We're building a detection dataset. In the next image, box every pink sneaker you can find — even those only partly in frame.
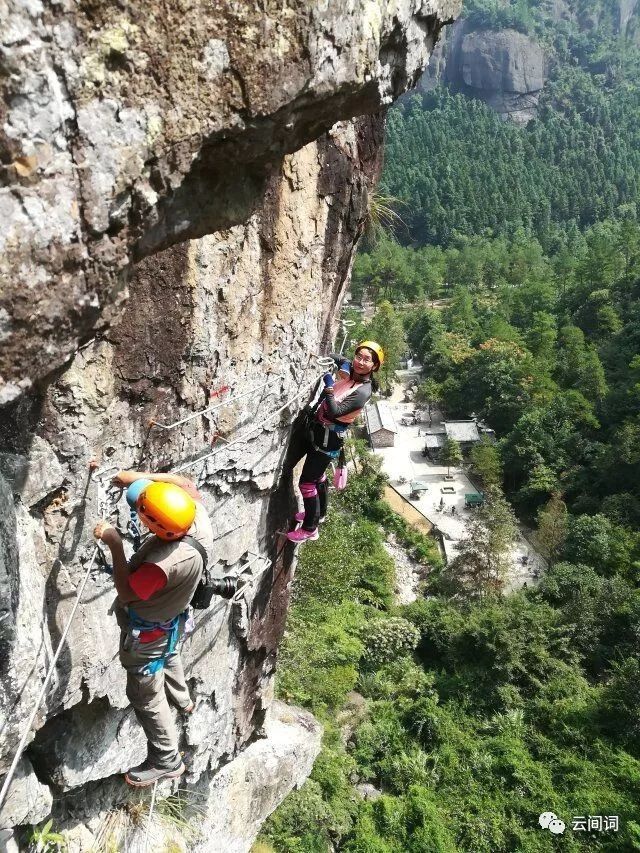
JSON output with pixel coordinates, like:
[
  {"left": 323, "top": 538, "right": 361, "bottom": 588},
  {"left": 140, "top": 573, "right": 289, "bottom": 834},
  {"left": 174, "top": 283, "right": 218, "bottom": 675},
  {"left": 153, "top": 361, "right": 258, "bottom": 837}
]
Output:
[
  {"left": 295, "top": 512, "right": 326, "bottom": 524},
  {"left": 286, "top": 527, "right": 319, "bottom": 543}
]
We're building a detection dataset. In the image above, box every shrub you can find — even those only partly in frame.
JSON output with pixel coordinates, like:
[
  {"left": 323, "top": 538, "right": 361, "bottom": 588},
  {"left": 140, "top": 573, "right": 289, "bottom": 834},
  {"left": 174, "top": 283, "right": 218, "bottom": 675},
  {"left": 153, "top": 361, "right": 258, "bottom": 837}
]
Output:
[{"left": 361, "top": 617, "right": 420, "bottom": 668}]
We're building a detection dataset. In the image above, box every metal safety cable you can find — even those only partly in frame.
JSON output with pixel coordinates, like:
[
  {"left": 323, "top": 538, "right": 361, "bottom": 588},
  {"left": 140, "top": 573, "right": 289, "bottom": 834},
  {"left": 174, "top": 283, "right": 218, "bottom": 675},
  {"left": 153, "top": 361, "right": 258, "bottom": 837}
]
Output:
[
  {"left": 0, "top": 548, "right": 99, "bottom": 812},
  {"left": 151, "top": 377, "right": 281, "bottom": 431},
  {"left": 172, "top": 369, "right": 331, "bottom": 474}
]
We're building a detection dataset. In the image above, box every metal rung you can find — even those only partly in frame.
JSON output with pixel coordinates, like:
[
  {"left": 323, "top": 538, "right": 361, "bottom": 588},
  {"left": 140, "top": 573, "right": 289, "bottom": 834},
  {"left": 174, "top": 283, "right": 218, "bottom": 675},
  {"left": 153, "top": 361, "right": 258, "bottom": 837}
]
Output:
[
  {"left": 240, "top": 552, "right": 270, "bottom": 573},
  {"left": 91, "top": 464, "right": 120, "bottom": 482},
  {"left": 339, "top": 319, "right": 357, "bottom": 355},
  {"left": 232, "top": 558, "right": 273, "bottom": 600}
]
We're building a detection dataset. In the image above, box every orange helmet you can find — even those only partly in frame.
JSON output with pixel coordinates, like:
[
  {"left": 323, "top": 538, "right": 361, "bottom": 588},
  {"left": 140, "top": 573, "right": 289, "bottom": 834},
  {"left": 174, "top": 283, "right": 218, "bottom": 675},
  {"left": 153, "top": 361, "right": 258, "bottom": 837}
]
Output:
[
  {"left": 355, "top": 340, "right": 384, "bottom": 371},
  {"left": 137, "top": 482, "right": 196, "bottom": 540}
]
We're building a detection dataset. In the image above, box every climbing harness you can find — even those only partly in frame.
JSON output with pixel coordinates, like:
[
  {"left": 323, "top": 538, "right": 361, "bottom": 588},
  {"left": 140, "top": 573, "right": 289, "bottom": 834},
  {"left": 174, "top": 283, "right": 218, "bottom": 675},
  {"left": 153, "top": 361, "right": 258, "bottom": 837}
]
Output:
[{"left": 126, "top": 607, "right": 182, "bottom": 676}]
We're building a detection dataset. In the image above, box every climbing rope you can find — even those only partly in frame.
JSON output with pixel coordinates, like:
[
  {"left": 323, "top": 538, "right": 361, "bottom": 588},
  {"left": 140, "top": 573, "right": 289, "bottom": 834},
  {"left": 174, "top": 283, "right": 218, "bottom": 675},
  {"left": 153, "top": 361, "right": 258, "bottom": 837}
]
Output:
[
  {"left": 0, "top": 469, "right": 122, "bottom": 813},
  {"left": 0, "top": 549, "right": 99, "bottom": 811}
]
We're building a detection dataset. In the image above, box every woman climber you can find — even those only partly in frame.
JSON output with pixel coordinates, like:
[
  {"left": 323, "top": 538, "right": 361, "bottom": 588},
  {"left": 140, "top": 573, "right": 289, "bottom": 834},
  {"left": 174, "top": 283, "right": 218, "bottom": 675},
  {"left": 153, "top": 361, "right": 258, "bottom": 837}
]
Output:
[{"left": 285, "top": 340, "right": 384, "bottom": 542}]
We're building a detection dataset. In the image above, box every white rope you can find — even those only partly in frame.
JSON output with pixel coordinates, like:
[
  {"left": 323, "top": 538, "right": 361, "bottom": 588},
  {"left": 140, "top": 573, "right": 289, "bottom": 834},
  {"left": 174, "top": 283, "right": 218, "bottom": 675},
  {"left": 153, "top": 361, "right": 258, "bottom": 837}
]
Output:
[
  {"left": 0, "top": 548, "right": 99, "bottom": 812},
  {"left": 144, "top": 780, "right": 158, "bottom": 851}
]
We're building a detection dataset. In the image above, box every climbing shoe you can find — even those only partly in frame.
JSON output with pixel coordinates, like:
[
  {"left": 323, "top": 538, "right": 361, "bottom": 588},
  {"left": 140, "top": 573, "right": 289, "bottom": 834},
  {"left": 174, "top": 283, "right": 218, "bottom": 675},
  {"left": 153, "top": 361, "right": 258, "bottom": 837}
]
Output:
[
  {"left": 286, "top": 527, "right": 319, "bottom": 543},
  {"left": 294, "top": 512, "right": 326, "bottom": 524},
  {"left": 124, "top": 757, "right": 185, "bottom": 787}
]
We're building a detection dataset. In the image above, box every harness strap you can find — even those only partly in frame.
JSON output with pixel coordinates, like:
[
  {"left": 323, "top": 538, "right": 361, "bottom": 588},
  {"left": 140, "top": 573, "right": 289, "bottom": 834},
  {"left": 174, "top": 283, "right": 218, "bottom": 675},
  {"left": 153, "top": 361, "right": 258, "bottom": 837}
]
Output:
[
  {"left": 127, "top": 536, "right": 208, "bottom": 676},
  {"left": 129, "top": 508, "right": 142, "bottom": 551},
  {"left": 127, "top": 608, "right": 182, "bottom": 676},
  {"left": 181, "top": 534, "right": 209, "bottom": 571}
]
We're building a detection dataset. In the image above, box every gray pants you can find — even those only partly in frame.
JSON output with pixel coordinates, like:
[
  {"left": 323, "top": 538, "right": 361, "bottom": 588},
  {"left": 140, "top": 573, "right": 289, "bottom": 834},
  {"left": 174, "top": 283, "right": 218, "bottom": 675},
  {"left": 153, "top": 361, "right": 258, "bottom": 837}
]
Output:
[{"left": 120, "top": 629, "right": 191, "bottom": 769}]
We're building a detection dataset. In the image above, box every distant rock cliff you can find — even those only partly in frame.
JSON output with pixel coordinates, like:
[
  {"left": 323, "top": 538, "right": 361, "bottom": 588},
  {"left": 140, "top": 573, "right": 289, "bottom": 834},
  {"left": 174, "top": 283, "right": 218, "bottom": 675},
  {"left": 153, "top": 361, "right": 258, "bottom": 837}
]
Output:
[
  {"left": 0, "top": 2, "right": 461, "bottom": 849},
  {"left": 419, "top": 0, "right": 638, "bottom": 123},
  {"left": 420, "top": 20, "right": 546, "bottom": 123}
]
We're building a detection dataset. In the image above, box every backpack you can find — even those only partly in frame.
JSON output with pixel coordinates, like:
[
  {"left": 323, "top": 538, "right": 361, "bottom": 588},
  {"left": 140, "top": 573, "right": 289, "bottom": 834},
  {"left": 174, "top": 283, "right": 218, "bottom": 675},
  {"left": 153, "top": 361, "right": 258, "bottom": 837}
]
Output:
[
  {"left": 183, "top": 535, "right": 236, "bottom": 609},
  {"left": 183, "top": 535, "right": 215, "bottom": 610}
]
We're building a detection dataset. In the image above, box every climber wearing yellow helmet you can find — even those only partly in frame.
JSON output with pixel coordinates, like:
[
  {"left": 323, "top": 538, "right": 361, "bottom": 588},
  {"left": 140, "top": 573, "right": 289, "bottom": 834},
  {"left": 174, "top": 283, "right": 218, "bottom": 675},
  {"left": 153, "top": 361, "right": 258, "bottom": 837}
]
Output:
[
  {"left": 94, "top": 470, "right": 214, "bottom": 787},
  {"left": 284, "top": 340, "right": 384, "bottom": 543}
]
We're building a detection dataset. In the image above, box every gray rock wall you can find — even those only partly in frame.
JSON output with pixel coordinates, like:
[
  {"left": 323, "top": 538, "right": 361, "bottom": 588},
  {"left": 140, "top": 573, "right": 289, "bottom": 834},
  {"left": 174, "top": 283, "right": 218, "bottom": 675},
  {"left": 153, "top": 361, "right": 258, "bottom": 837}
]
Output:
[
  {"left": 1, "top": 0, "right": 460, "bottom": 400},
  {"left": 0, "top": 115, "right": 381, "bottom": 842},
  {"left": 0, "top": 1, "right": 463, "bottom": 844}
]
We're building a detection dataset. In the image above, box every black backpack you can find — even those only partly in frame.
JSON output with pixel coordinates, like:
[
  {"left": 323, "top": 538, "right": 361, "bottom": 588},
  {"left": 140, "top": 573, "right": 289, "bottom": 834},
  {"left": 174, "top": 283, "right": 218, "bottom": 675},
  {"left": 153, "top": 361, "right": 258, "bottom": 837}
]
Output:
[{"left": 183, "top": 535, "right": 236, "bottom": 609}]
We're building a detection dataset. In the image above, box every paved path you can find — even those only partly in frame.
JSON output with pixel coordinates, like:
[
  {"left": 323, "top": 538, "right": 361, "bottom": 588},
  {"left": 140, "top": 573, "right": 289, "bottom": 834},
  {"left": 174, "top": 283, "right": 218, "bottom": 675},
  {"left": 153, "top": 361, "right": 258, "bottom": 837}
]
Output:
[{"left": 372, "top": 370, "right": 546, "bottom": 591}]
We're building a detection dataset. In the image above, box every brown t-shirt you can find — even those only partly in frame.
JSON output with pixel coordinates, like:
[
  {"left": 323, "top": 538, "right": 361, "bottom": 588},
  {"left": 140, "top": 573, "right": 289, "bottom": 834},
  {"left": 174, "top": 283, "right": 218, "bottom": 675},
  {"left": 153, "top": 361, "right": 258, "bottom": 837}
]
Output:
[{"left": 127, "top": 502, "right": 214, "bottom": 622}]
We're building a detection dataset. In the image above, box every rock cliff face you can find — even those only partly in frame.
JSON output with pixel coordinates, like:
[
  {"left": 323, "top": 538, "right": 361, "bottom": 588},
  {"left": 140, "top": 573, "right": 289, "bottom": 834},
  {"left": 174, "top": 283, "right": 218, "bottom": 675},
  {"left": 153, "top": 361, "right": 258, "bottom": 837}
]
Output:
[
  {"left": 420, "top": 0, "right": 639, "bottom": 122},
  {"left": 420, "top": 20, "right": 546, "bottom": 123},
  {"left": 1, "top": 0, "right": 460, "bottom": 402},
  {"left": 0, "top": 2, "right": 461, "bottom": 847}
]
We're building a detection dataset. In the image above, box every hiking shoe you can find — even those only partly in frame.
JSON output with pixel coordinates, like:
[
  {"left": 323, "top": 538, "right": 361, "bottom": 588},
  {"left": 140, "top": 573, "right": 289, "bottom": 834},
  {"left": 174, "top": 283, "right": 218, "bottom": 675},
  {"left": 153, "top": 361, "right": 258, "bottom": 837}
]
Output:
[
  {"left": 294, "top": 512, "right": 326, "bottom": 524},
  {"left": 125, "top": 757, "right": 185, "bottom": 787},
  {"left": 286, "top": 527, "right": 319, "bottom": 543}
]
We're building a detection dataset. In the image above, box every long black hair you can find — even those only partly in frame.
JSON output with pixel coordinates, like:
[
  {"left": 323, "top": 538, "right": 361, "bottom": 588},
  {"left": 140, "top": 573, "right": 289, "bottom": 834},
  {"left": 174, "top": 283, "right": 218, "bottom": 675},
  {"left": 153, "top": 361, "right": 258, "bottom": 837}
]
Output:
[{"left": 350, "top": 366, "right": 379, "bottom": 393}]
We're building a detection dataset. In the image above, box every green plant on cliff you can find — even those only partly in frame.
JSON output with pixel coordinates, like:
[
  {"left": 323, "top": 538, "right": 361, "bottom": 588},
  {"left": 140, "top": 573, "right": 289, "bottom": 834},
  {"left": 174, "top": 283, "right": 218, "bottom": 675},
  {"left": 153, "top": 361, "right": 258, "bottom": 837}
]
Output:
[
  {"left": 28, "top": 820, "right": 66, "bottom": 853},
  {"left": 363, "top": 191, "right": 407, "bottom": 247}
]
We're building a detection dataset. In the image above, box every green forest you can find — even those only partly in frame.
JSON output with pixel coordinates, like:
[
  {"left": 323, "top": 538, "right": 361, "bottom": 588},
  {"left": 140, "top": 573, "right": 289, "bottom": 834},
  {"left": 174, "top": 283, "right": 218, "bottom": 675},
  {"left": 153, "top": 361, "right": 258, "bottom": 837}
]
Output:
[
  {"left": 382, "top": 0, "right": 640, "bottom": 251},
  {"left": 259, "top": 1, "right": 640, "bottom": 850}
]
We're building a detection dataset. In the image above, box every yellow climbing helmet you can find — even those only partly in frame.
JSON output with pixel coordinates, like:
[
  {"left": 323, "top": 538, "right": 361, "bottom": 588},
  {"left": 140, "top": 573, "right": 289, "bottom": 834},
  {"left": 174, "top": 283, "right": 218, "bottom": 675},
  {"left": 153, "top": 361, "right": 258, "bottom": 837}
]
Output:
[
  {"left": 137, "top": 482, "right": 196, "bottom": 541},
  {"left": 355, "top": 340, "right": 384, "bottom": 371}
]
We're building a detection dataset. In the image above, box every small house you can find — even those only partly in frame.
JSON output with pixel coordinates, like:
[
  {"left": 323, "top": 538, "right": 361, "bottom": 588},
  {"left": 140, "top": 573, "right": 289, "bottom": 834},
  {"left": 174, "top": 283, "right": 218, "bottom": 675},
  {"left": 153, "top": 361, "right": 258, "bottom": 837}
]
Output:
[
  {"left": 364, "top": 401, "right": 398, "bottom": 448},
  {"left": 443, "top": 420, "right": 481, "bottom": 454},
  {"left": 422, "top": 432, "right": 445, "bottom": 460}
]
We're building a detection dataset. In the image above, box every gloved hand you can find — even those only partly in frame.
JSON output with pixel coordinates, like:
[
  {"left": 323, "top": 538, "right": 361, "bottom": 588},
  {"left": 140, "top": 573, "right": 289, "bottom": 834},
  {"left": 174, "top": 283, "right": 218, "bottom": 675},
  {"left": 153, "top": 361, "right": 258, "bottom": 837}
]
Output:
[{"left": 323, "top": 373, "right": 335, "bottom": 388}]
